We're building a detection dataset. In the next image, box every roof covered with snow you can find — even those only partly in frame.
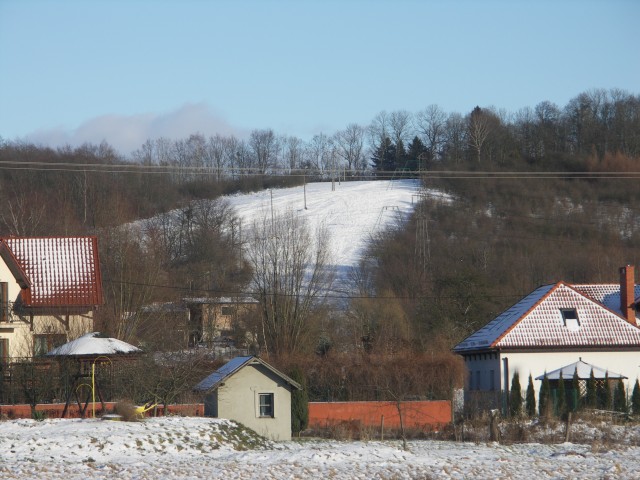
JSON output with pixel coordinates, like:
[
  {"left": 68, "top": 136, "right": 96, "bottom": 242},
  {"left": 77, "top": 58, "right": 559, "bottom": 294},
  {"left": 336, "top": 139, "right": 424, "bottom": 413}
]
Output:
[
  {"left": 0, "top": 236, "right": 103, "bottom": 308},
  {"left": 46, "top": 332, "right": 142, "bottom": 356},
  {"left": 535, "top": 359, "right": 627, "bottom": 380},
  {"left": 194, "top": 355, "right": 301, "bottom": 392},
  {"left": 454, "top": 282, "right": 640, "bottom": 353}
]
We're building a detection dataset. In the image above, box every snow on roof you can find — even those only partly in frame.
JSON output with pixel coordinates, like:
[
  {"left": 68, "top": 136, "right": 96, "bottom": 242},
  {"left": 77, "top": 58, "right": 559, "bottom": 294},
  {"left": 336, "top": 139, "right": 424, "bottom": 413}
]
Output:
[
  {"left": 572, "top": 284, "right": 640, "bottom": 317},
  {"left": 0, "top": 236, "right": 103, "bottom": 308},
  {"left": 535, "top": 359, "right": 626, "bottom": 380},
  {"left": 194, "top": 356, "right": 301, "bottom": 392},
  {"left": 194, "top": 355, "right": 254, "bottom": 391},
  {"left": 46, "top": 332, "right": 142, "bottom": 356},
  {"left": 454, "top": 282, "right": 640, "bottom": 353},
  {"left": 454, "top": 284, "right": 555, "bottom": 352}
]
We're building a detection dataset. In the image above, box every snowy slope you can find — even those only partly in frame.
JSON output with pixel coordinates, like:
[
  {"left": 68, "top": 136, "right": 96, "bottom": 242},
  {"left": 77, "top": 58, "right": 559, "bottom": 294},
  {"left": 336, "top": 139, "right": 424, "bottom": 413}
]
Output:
[
  {"left": 1, "top": 417, "right": 639, "bottom": 479},
  {"left": 225, "top": 179, "right": 448, "bottom": 291}
]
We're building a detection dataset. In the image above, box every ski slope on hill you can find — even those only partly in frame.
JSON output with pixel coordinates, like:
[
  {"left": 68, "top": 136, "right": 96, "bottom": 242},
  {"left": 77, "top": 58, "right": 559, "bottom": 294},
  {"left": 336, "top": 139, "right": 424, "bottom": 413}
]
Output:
[{"left": 224, "top": 179, "right": 446, "bottom": 291}]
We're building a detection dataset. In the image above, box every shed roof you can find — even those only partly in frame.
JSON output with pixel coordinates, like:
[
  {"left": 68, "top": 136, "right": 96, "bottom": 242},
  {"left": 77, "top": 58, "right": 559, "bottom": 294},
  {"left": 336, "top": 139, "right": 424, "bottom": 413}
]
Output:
[
  {"left": 0, "top": 236, "right": 103, "bottom": 308},
  {"left": 194, "top": 356, "right": 301, "bottom": 392},
  {"left": 535, "top": 359, "right": 626, "bottom": 380}
]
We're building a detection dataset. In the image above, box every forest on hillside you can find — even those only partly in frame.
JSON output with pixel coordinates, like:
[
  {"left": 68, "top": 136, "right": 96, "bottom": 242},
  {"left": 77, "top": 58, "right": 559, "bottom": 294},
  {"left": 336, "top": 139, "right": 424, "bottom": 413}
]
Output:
[{"left": 1, "top": 88, "right": 639, "bottom": 401}]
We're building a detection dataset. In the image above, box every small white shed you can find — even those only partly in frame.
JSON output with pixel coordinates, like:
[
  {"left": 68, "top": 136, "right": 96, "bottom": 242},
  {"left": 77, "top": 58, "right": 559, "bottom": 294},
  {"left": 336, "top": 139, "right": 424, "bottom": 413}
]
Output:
[{"left": 194, "top": 356, "right": 301, "bottom": 441}]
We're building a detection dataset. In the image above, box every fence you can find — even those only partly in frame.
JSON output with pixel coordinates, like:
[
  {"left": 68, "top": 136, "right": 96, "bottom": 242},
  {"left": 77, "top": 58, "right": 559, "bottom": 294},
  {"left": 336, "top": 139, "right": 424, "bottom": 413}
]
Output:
[{"left": 0, "top": 402, "right": 205, "bottom": 419}]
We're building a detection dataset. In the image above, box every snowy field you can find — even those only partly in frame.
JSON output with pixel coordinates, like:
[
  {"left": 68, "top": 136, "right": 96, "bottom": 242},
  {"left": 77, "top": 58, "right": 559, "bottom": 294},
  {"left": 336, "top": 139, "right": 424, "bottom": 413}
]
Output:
[{"left": 1, "top": 417, "right": 640, "bottom": 479}]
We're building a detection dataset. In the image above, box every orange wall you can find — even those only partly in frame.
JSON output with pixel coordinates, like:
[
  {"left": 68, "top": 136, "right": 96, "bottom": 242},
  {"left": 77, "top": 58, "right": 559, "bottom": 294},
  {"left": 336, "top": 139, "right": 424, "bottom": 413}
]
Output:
[
  {"left": 308, "top": 400, "right": 451, "bottom": 430},
  {"left": 0, "top": 403, "right": 204, "bottom": 419}
]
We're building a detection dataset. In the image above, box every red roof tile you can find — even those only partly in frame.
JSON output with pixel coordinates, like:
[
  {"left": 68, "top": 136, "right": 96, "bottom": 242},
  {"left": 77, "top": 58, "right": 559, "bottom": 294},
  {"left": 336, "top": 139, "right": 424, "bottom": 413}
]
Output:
[
  {"left": 0, "top": 236, "right": 103, "bottom": 308},
  {"left": 454, "top": 282, "right": 640, "bottom": 352}
]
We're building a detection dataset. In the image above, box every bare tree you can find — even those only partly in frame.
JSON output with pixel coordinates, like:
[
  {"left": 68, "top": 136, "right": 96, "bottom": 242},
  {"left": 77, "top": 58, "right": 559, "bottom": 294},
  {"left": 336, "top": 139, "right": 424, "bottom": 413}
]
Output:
[
  {"left": 246, "top": 210, "right": 334, "bottom": 355},
  {"left": 467, "top": 107, "right": 492, "bottom": 163},
  {"left": 334, "top": 124, "right": 365, "bottom": 174},
  {"left": 249, "top": 129, "right": 279, "bottom": 174},
  {"left": 389, "top": 110, "right": 413, "bottom": 147},
  {"left": 415, "top": 104, "right": 447, "bottom": 161}
]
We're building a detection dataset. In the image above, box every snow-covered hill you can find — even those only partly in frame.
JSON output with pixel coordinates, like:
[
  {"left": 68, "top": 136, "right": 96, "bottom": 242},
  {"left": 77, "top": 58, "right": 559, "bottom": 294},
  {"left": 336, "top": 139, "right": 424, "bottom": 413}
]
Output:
[{"left": 225, "top": 179, "right": 448, "bottom": 290}]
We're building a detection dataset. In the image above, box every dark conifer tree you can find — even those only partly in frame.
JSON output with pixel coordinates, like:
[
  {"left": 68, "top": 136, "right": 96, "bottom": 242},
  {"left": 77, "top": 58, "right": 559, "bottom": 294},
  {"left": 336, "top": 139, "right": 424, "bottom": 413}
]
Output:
[
  {"left": 539, "top": 373, "right": 551, "bottom": 418},
  {"left": 631, "top": 379, "right": 640, "bottom": 416},
  {"left": 290, "top": 366, "right": 309, "bottom": 436},
  {"left": 570, "top": 369, "right": 580, "bottom": 412},
  {"left": 557, "top": 371, "right": 566, "bottom": 418},
  {"left": 586, "top": 369, "right": 597, "bottom": 409},
  {"left": 405, "top": 136, "right": 428, "bottom": 172},
  {"left": 525, "top": 374, "right": 536, "bottom": 417},
  {"left": 613, "top": 379, "right": 627, "bottom": 413},
  {"left": 509, "top": 372, "right": 522, "bottom": 417}
]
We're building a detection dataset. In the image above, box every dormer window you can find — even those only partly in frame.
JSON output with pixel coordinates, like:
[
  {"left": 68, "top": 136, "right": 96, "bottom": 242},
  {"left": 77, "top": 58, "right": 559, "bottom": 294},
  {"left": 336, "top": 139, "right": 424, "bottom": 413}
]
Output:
[{"left": 561, "top": 308, "right": 580, "bottom": 331}]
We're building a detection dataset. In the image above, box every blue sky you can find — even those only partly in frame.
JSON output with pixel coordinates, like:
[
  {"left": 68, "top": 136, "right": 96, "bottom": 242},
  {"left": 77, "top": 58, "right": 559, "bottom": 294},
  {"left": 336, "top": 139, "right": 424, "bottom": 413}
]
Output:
[{"left": 0, "top": 0, "right": 638, "bottom": 155}]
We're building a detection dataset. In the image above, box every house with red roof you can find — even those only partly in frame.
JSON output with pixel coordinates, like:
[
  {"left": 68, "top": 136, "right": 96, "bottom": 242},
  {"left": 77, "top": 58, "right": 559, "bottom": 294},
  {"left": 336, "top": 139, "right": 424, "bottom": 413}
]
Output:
[
  {"left": 0, "top": 237, "right": 104, "bottom": 361},
  {"left": 454, "top": 265, "right": 640, "bottom": 412}
]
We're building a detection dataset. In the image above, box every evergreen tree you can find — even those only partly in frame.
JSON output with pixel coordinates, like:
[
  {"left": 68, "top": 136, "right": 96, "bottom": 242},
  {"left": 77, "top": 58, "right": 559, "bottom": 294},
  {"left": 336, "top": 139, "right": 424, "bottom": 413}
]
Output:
[
  {"left": 509, "top": 372, "right": 522, "bottom": 417},
  {"left": 405, "top": 136, "right": 428, "bottom": 172},
  {"left": 370, "top": 137, "right": 397, "bottom": 173},
  {"left": 631, "top": 379, "right": 640, "bottom": 416},
  {"left": 613, "top": 379, "right": 627, "bottom": 413},
  {"left": 525, "top": 374, "right": 536, "bottom": 417},
  {"left": 289, "top": 366, "right": 309, "bottom": 436},
  {"left": 557, "top": 371, "right": 567, "bottom": 418},
  {"left": 586, "top": 369, "right": 597, "bottom": 409},
  {"left": 597, "top": 372, "right": 612, "bottom": 410},
  {"left": 539, "top": 373, "right": 551, "bottom": 418},
  {"left": 570, "top": 369, "right": 580, "bottom": 412}
]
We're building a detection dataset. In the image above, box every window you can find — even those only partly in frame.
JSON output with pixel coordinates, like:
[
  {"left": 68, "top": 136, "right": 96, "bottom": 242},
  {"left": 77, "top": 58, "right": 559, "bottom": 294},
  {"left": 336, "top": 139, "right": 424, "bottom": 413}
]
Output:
[
  {"left": 34, "top": 334, "right": 67, "bottom": 356},
  {"left": 0, "top": 282, "right": 8, "bottom": 323},
  {"left": 258, "top": 393, "right": 274, "bottom": 418},
  {"left": 221, "top": 306, "right": 234, "bottom": 316},
  {"left": 561, "top": 308, "right": 580, "bottom": 331}
]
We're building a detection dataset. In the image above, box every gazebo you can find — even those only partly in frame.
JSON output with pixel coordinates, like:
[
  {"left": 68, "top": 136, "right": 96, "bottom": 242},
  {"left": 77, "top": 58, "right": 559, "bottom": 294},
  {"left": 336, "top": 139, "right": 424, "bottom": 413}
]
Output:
[
  {"left": 536, "top": 358, "right": 627, "bottom": 411},
  {"left": 47, "top": 332, "right": 142, "bottom": 417}
]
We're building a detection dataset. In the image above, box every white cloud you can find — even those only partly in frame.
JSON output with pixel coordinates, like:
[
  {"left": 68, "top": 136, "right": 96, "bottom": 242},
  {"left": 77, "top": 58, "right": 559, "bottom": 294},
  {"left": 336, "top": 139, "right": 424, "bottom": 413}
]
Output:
[{"left": 25, "top": 103, "right": 246, "bottom": 156}]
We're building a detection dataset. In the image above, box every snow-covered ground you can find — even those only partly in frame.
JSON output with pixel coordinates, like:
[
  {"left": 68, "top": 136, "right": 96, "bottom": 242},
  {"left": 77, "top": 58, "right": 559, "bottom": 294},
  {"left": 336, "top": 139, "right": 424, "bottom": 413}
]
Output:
[
  {"left": 1, "top": 417, "right": 639, "bottom": 479},
  {"left": 225, "top": 179, "right": 448, "bottom": 291}
]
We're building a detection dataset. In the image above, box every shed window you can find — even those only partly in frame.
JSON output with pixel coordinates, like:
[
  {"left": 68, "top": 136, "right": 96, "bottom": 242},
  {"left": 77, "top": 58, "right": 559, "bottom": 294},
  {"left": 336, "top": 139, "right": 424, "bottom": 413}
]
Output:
[
  {"left": 561, "top": 309, "right": 580, "bottom": 331},
  {"left": 258, "top": 393, "right": 274, "bottom": 418}
]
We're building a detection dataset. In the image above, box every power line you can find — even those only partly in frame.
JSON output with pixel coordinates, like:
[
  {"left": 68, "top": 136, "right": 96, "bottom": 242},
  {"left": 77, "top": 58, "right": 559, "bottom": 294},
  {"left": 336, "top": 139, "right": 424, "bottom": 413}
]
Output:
[{"left": 0, "top": 159, "right": 640, "bottom": 179}]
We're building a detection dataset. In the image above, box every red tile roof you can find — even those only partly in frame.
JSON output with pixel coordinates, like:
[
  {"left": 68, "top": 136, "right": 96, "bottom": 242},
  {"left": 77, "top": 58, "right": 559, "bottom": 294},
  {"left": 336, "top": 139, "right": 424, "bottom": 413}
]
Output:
[
  {"left": 0, "top": 236, "right": 103, "bottom": 309},
  {"left": 454, "top": 282, "right": 640, "bottom": 353}
]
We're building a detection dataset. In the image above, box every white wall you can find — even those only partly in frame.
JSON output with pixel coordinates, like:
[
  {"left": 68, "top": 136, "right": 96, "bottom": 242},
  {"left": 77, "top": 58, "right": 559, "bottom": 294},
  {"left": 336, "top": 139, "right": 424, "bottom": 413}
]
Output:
[{"left": 500, "top": 350, "right": 640, "bottom": 401}]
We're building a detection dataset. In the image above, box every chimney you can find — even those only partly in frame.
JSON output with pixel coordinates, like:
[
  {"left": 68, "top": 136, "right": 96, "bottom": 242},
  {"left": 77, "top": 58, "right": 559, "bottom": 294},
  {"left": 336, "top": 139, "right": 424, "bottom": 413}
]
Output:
[{"left": 619, "top": 265, "right": 636, "bottom": 324}]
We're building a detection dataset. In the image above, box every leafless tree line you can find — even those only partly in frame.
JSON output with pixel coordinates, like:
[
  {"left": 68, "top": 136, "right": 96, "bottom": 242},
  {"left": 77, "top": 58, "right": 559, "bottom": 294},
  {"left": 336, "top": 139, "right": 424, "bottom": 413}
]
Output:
[{"left": 128, "top": 88, "right": 640, "bottom": 176}]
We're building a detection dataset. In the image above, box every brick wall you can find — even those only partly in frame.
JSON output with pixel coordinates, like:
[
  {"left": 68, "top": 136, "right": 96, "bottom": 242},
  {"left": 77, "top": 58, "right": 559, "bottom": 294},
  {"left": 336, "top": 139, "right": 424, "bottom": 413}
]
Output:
[{"left": 308, "top": 400, "right": 451, "bottom": 430}]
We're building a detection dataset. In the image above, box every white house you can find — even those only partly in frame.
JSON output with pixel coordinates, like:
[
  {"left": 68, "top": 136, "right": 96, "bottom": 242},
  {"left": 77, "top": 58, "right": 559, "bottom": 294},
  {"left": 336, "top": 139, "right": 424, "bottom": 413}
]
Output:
[
  {"left": 453, "top": 265, "right": 640, "bottom": 412},
  {"left": 194, "top": 356, "right": 301, "bottom": 441},
  {"left": 0, "top": 236, "right": 104, "bottom": 361}
]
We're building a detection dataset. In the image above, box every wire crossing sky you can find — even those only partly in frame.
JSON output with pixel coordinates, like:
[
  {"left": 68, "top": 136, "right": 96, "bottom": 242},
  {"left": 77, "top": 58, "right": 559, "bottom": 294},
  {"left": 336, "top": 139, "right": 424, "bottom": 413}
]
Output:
[{"left": 0, "top": 0, "right": 638, "bottom": 156}]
